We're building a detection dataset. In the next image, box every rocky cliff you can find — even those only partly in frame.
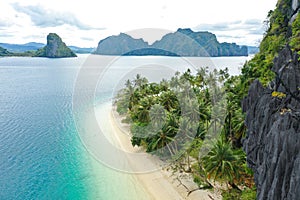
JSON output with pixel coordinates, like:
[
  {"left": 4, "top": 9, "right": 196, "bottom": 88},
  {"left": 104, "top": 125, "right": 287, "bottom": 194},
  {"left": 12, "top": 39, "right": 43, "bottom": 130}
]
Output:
[
  {"left": 243, "top": 45, "right": 300, "bottom": 199},
  {"left": 35, "top": 33, "right": 76, "bottom": 58},
  {"left": 242, "top": 0, "right": 300, "bottom": 199},
  {"left": 95, "top": 33, "right": 148, "bottom": 55},
  {"left": 94, "top": 29, "right": 248, "bottom": 57}
]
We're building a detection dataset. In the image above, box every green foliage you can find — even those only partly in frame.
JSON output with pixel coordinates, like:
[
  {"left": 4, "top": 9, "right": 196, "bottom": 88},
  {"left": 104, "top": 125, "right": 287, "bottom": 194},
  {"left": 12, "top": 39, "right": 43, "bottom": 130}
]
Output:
[
  {"left": 222, "top": 188, "right": 256, "bottom": 200},
  {"left": 241, "top": 187, "right": 257, "bottom": 199},
  {"left": 201, "top": 138, "right": 246, "bottom": 183},
  {"left": 239, "top": 0, "right": 294, "bottom": 88},
  {"left": 290, "top": 14, "right": 300, "bottom": 51},
  {"left": 116, "top": 67, "right": 254, "bottom": 192}
]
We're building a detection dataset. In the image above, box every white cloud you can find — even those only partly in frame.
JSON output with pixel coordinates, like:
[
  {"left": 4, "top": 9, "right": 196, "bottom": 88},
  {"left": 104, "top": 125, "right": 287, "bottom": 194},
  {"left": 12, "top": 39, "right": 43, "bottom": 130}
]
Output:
[{"left": 11, "top": 3, "right": 104, "bottom": 30}]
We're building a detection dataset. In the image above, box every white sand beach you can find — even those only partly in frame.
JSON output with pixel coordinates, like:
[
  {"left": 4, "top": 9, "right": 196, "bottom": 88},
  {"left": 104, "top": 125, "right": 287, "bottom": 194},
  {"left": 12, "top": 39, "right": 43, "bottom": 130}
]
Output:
[{"left": 93, "top": 102, "right": 221, "bottom": 200}]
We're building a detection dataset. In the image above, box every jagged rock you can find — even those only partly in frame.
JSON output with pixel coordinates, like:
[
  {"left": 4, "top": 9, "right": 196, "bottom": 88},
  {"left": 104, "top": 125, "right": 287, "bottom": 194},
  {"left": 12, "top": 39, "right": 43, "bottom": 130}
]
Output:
[
  {"left": 243, "top": 45, "right": 300, "bottom": 199},
  {"left": 35, "top": 33, "right": 76, "bottom": 58}
]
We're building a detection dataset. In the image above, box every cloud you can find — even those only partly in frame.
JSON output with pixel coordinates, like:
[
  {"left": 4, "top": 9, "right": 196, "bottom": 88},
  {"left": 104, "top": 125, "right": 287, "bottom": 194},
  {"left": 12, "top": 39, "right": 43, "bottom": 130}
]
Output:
[
  {"left": 0, "top": 19, "right": 13, "bottom": 30},
  {"left": 194, "top": 19, "right": 264, "bottom": 34},
  {"left": 11, "top": 3, "right": 105, "bottom": 30},
  {"left": 80, "top": 37, "right": 94, "bottom": 41},
  {"left": 0, "top": 33, "right": 13, "bottom": 37},
  {"left": 217, "top": 34, "right": 244, "bottom": 39}
]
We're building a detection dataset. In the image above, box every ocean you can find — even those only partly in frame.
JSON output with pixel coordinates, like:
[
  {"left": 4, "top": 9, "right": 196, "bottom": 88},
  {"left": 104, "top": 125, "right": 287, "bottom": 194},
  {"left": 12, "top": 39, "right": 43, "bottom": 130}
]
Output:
[{"left": 0, "top": 54, "right": 250, "bottom": 199}]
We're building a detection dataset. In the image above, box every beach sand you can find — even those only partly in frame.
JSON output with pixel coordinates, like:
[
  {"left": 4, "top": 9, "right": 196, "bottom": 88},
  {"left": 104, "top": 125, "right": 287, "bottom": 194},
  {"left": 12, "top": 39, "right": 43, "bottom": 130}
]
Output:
[{"left": 104, "top": 103, "right": 222, "bottom": 200}]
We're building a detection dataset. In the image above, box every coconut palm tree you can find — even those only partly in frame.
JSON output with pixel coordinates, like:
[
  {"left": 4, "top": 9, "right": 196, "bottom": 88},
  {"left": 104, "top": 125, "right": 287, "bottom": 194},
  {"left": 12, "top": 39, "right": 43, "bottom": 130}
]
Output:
[
  {"left": 201, "top": 138, "right": 245, "bottom": 189},
  {"left": 159, "top": 90, "right": 178, "bottom": 112}
]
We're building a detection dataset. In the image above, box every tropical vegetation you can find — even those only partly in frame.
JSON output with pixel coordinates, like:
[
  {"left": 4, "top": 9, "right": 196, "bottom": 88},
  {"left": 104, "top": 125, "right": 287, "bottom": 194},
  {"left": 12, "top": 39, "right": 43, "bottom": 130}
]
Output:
[
  {"left": 115, "top": 0, "right": 299, "bottom": 198},
  {"left": 115, "top": 67, "right": 255, "bottom": 198}
]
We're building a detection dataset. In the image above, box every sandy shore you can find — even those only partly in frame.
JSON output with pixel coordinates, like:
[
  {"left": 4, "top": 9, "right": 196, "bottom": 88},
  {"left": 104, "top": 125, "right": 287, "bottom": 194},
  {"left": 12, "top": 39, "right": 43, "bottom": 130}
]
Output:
[{"left": 108, "top": 104, "right": 221, "bottom": 200}]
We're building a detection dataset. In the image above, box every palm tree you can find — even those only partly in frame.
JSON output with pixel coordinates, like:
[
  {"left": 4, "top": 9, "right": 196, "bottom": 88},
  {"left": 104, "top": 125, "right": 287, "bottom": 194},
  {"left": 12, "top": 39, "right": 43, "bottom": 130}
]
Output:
[
  {"left": 201, "top": 138, "right": 245, "bottom": 189},
  {"left": 182, "top": 99, "right": 200, "bottom": 122},
  {"left": 159, "top": 90, "right": 178, "bottom": 112},
  {"left": 149, "top": 104, "right": 166, "bottom": 130},
  {"left": 147, "top": 129, "right": 175, "bottom": 156},
  {"left": 134, "top": 74, "right": 148, "bottom": 88},
  {"left": 231, "top": 108, "right": 246, "bottom": 148}
]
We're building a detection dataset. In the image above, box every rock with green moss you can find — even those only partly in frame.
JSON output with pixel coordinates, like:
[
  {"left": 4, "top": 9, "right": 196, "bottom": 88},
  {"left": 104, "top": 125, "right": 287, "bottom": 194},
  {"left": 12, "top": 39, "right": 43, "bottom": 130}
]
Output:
[
  {"left": 243, "top": 0, "right": 300, "bottom": 199},
  {"left": 35, "top": 33, "right": 77, "bottom": 58}
]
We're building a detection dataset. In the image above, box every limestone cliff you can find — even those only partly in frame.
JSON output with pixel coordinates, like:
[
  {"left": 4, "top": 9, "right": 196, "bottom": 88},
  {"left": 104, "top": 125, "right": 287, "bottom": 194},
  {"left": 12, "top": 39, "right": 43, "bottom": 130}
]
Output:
[
  {"left": 94, "top": 29, "right": 248, "bottom": 57},
  {"left": 242, "top": 0, "right": 300, "bottom": 199},
  {"left": 35, "top": 33, "right": 76, "bottom": 58},
  {"left": 243, "top": 45, "right": 300, "bottom": 199}
]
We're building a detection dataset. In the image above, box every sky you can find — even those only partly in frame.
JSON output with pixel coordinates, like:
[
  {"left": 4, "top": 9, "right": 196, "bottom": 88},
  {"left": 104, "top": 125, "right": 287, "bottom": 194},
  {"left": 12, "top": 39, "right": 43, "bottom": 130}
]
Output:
[{"left": 0, "top": 0, "right": 278, "bottom": 47}]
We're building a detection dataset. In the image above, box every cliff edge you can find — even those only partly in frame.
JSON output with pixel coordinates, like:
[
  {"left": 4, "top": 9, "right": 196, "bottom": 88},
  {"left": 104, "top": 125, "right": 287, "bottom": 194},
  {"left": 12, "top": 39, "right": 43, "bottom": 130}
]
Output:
[{"left": 242, "top": 0, "right": 300, "bottom": 199}]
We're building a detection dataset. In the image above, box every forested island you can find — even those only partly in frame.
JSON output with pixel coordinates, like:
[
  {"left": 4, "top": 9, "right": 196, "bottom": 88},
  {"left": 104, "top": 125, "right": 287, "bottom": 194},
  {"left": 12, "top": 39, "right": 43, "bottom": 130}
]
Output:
[
  {"left": 95, "top": 29, "right": 248, "bottom": 57},
  {"left": 115, "top": 0, "right": 300, "bottom": 199},
  {"left": 0, "top": 33, "right": 77, "bottom": 58}
]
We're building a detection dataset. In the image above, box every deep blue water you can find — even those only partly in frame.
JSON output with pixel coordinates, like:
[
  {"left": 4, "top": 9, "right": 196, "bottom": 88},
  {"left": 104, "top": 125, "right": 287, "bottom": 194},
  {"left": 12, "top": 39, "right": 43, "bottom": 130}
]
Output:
[{"left": 0, "top": 55, "right": 250, "bottom": 199}]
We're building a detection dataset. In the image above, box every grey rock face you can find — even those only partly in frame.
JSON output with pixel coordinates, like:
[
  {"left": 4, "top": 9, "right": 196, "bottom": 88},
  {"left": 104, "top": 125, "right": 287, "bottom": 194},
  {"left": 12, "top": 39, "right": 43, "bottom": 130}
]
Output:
[{"left": 243, "top": 45, "right": 300, "bottom": 199}]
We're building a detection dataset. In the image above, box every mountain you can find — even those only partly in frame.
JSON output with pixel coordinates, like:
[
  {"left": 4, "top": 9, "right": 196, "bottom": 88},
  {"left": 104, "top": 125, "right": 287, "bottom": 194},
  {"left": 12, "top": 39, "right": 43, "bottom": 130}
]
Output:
[
  {"left": 95, "top": 33, "right": 148, "bottom": 55},
  {"left": 247, "top": 46, "right": 259, "bottom": 54},
  {"left": 94, "top": 29, "right": 248, "bottom": 57},
  {"left": 152, "top": 28, "right": 248, "bottom": 56},
  {"left": 0, "top": 42, "right": 45, "bottom": 53},
  {"left": 242, "top": 0, "right": 300, "bottom": 199},
  {"left": 35, "top": 33, "right": 77, "bottom": 58},
  {"left": 68, "top": 46, "right": 95, "bottom": 54},
  {"left": 0, "top": 42, "right": 94, "bottom": 54}
]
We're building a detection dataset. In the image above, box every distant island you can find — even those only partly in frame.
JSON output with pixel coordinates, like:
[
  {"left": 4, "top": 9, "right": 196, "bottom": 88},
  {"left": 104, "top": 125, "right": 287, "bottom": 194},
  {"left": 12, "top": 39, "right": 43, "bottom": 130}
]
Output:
[
  {"left": 0, "top": 42, "right": 94, "bottom": 54},
  {"left": 0, "top": 33, "right": 78, "bottom": 58},
  {"left": 94, "top": 28, "right": 249, "bottom": 57},
  {"left": 0, "top": 30, "right": 258, "bottom": 58},
  {"left": 35, "top": 33, "right": 77, "bottom": 58}
]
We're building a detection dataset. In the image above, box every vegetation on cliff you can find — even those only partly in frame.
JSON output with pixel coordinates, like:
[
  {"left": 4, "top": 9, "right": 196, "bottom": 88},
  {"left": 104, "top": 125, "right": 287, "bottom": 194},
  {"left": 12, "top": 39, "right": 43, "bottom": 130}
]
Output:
[{"left": 242, "top": 0, "right": 300, "bottom": 199}]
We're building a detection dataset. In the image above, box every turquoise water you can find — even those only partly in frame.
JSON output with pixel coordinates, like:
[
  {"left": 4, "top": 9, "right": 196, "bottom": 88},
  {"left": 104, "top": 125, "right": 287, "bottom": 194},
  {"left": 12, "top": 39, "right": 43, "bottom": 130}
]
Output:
[
  {"left": 0, "top": 56, "right": 91, "bottom": 199},
  {"left": 0, "top": 55, "right": 249, "bottom": 199}
]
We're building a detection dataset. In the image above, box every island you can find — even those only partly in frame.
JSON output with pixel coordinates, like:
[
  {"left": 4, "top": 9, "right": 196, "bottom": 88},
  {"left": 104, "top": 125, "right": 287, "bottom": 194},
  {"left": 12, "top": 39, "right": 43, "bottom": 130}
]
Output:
[
  {"left": 0, "top": 33, "right": 77, "bottom": 58},
  {"left": 0, "top": 46, "right": 13, "bottom": 56},
  {"left": 94, "top": 28, "right": 248, "bottom": 57},
  {"left": 35, "top": 33, "right": 77, "bottom": 58}
]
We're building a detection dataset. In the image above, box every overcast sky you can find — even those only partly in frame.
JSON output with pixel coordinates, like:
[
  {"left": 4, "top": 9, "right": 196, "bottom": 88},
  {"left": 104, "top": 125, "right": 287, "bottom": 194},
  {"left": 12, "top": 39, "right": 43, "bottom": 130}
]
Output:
[{"left": 0, "top": 0, "right": 278, "bottom": 47}]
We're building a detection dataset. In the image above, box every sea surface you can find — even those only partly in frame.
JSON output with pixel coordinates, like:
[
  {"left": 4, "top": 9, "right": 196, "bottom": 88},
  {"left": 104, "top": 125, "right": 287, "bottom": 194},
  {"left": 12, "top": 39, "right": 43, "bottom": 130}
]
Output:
[{"left": 0, "top": 54, "right": 251, "bottom": 199}]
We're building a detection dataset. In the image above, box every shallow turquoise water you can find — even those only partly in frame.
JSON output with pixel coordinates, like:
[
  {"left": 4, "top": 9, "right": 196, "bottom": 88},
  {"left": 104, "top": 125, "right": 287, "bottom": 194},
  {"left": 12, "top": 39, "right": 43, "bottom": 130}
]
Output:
[
  {"left": 0, "top": 55, "right": 249, "bottom": 199},
  {"left": 0, "top": 56, "right": 92, "bottom": 199}
]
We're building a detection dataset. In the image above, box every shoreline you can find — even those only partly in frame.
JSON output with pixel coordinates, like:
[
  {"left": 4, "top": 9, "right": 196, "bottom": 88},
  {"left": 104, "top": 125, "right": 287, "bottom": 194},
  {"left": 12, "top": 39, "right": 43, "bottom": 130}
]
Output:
[{"left": 109, "top": 104, "right": 221, "bottom": 200}]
